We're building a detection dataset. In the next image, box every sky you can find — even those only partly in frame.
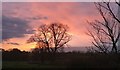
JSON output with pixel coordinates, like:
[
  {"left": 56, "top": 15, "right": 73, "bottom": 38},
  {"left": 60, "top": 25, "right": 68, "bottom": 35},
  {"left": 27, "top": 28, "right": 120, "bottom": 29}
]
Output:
[
  {"left": 2, "top": 0, "right": 119, "bottom": 2},
  {"left": 1, "top": 2, "right": 102, "bottom": 51}
]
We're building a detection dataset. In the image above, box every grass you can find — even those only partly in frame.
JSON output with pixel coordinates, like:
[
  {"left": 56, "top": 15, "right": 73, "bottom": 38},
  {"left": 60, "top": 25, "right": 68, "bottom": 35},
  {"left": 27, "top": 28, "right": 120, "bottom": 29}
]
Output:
[
  {"left": 2, "top": 53, "right": 120, "bottom": 69},
  {"left": 2, "top": 61, "right": 67, "bottom": 69},
  {"left": 3, "top": 61, "right": 38, "bottom": 68}
]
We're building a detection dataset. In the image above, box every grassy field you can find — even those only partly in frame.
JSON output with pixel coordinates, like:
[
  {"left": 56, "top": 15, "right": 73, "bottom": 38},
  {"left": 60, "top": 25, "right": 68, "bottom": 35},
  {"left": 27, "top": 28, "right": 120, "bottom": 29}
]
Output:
[
  {"left": 2, "top": 61, "right": 120, "bottom": 70},
  {"left": 2, "top": 61, "right": 67, "bottom": 69},
  {"left": 2, "top": 53, "right": 120, "bottom": 69}
]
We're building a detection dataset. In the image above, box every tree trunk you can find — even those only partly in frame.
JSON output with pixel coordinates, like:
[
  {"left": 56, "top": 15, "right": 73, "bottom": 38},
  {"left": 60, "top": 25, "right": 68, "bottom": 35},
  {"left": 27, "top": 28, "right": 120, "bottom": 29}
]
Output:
[{"left": 112, "top": 43, "right": 117, "bottom": 53}]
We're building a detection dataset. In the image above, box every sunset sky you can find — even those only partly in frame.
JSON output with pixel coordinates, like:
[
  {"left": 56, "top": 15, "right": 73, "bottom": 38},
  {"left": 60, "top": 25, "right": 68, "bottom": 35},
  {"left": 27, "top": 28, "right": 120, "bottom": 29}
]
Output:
[{"left": 2, "top": 2, "right": 103, "bottom": 51}]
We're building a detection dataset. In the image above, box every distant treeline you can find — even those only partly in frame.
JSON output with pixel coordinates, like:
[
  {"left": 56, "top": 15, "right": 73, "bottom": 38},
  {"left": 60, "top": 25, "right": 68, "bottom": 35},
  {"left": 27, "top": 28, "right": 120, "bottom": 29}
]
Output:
[
  {"left": 2, "top": 48, "right": 120, "bottom": 69},
  {"left": 2, "top": 48, "right": 87, "bottom": 61},
  {"left": 1, "top": 48, "right": 120, "bottom": 61},
  {"left": 2, "top": 48, "right": 30, "bottom": 61}
]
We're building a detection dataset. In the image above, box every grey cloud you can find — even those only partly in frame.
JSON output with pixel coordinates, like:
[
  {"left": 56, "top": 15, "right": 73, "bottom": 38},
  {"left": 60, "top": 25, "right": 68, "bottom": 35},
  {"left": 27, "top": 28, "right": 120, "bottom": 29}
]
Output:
[
  {"left": 7, "top": 42, "right": 20, "bottom": 45},
  {"left": 27, "top": 16, "right": 48, "bottom": 21},
  {"left": 2, "top": 15, "right": 34, "bottom": 40}
]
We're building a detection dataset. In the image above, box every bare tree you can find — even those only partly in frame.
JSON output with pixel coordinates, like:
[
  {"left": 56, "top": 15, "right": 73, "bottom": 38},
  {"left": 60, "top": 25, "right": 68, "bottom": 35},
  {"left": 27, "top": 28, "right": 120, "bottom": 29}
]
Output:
[
  {"left": 27, "top": 23, "right": 71, "bottom": 53},
  {"left": 27, "top": 24, "right": 51, "bottom": 52},
  {"left": 95, "top": 1, "right": 120, "bottom": 23},
  {"left": 86, "top": 2, "right": 120, "bottom": 53},
  {"left": 49, "top": 23, "right": 71, "bottom": 53}
]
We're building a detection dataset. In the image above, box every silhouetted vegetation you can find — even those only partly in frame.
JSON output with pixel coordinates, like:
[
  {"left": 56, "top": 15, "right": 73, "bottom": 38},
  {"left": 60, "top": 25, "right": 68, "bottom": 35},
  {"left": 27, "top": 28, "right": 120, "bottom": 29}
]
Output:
[
  {"left": 27, "top": 23, "right": 71, "bottom": 54},
  {"left": 2, "top": 48, "right": 120, "bottom": 69},
  {"left": 2, "top": 48, "right": 30, "bottom": 61},
  {"left": 86, "top": 1, "right": 120, "bottom": 53}
]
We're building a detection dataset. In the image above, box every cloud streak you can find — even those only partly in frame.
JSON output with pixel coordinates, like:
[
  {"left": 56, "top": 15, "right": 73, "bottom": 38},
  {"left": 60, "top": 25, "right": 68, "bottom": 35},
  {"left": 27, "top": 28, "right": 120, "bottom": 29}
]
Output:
[{"left": 7, "top": 42, "right": 20, "bottom": 45}]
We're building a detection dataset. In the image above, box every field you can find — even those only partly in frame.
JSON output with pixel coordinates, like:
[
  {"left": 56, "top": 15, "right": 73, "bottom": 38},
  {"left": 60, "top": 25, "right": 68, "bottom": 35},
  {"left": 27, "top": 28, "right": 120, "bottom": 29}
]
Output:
[
  {"left": 2, "top": 61, "right": 67, "bottom": 69},
  {"left": 2, "top": 52, "right": 120, "bottom": 69}
]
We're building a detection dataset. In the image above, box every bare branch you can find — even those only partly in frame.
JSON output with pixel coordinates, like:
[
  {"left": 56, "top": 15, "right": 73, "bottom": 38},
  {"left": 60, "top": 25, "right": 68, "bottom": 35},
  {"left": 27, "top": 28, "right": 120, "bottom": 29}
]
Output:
[{"left": 27, "top": 23, "right": 71, "bottom": 53}]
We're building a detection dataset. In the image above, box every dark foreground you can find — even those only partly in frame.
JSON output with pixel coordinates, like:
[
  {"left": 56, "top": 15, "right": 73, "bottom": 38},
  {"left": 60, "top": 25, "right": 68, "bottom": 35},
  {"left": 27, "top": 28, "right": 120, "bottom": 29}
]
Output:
[
  {"left": 2, "top": 61, "right": 120, "bottom": 70},
  {"left": 2, "top": 51, "right": 120, "bottom": 70}
]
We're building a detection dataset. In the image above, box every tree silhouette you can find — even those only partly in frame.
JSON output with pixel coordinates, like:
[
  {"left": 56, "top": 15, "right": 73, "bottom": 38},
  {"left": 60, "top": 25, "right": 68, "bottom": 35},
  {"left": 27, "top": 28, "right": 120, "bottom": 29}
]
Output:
[
  {"left": 86, "top": 2, "right": 120, "bottom": 53},
  {"left": 94, "top": 1, "right": 120, "bottom": 24},
  {"left": 27, "top": 23, "right": 71, "bottom": 53}
]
